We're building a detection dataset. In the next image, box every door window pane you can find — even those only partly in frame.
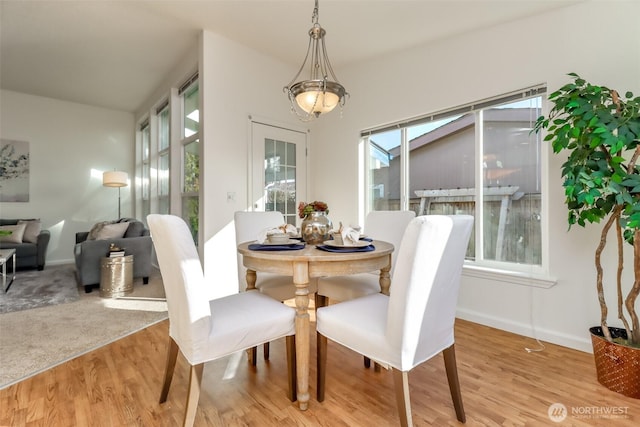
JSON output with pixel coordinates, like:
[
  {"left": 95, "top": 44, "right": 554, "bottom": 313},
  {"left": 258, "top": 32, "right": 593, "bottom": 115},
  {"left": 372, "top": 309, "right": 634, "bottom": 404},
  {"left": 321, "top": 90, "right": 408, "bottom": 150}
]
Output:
[{"left": 264, "top": 138, "right": 297, "bottom": 225}]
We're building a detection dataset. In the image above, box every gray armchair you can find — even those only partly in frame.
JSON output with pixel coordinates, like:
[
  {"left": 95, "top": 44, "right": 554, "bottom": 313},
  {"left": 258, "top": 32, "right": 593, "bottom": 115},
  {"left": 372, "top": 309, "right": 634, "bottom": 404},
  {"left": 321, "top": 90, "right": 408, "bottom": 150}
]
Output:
[{"left": 74, "top": 218, "right": 152, "bottom": 293}]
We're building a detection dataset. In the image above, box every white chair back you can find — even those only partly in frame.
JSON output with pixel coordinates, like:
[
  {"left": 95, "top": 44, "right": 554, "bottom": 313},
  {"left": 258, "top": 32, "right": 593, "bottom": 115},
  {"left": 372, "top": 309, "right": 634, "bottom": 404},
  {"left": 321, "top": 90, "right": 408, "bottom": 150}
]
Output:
[
  {"left": 234, "top": 211, "right": 285, "bottom": 289},
  {"left": 364, "top": 210, "right": 415, "bottom": 273},
  {"left": 386, "top": 215, "right": 473, "bottom": 370},
  {"left": 147, "top": 214, "right": 212, "bottom": 361}
]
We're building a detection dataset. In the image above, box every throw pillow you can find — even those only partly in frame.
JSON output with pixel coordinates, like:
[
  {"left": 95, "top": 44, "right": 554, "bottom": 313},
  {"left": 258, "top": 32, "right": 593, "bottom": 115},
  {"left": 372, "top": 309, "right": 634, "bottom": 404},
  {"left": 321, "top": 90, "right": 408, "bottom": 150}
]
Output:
[
  {"left": 124, "top": 221, "right": 145, "bottom": 238},
  {"left": 18, "top": 219, "right": 42, "bottom": 243},
  {"left": 0, "top": 223, "right": 27, "bottom": 244},
  {"left": 87, "top": 221, "right": 113, "bottom": 240},
  {"left": 94, "top": 222, "right": 129, "bottom": 240}
]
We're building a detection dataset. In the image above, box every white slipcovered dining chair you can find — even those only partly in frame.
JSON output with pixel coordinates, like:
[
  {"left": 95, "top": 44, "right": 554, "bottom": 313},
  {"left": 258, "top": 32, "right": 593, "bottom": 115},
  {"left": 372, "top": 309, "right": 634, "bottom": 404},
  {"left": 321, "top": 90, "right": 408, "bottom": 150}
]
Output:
[
  {"left": 147, "top": 214, "right": 296, "bottom": 427},
  {"left": 316, "top": 215, "right": 473, "bottom": 426},
  {"left": 234, "top": 211, "right": 317, "bottom": 361},
  {"left": 316, "top": 210, "right": 415, "bottom": 369},
  {"left": 316, "top": 210, "right": 415, "bottom": 305}
]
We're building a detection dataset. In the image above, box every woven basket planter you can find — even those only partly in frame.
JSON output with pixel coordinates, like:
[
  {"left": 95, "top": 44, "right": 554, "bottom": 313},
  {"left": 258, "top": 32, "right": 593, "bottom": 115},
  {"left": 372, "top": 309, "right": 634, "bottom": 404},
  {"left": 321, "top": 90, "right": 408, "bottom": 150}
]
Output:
[{"left": 590, "top": 327, "right": 640, "bottom": 399}]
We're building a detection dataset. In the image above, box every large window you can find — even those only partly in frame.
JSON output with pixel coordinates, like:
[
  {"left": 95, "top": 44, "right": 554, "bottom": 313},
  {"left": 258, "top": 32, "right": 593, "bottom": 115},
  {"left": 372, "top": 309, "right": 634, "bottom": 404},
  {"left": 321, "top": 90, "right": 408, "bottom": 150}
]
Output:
[
  {"left": 140, "top": 121, "right": 150, "bottom": 219},
  {"left": 364, "top": 86, "right": 545, "bottom": 271},
  {"left": 180, "top": 77, "right": 200, "bottom": 243},
  {"left": 157, "top": 102, "right": 170, "bottom": 214}
]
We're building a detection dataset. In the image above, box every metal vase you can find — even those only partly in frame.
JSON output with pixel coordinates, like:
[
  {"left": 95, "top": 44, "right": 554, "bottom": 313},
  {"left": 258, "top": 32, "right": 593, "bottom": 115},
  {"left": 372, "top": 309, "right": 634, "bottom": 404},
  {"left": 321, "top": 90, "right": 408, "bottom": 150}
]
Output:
[{"left": 301, "top": 211, "right": 332, "bottom": 244}]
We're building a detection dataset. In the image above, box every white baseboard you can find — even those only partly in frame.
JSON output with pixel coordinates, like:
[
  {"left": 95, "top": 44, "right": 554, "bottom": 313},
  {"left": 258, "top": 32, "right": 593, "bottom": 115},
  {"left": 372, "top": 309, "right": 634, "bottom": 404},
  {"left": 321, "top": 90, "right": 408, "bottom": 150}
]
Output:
[{"left": 456, "top": 308, "right": 593, "bottom": 353}]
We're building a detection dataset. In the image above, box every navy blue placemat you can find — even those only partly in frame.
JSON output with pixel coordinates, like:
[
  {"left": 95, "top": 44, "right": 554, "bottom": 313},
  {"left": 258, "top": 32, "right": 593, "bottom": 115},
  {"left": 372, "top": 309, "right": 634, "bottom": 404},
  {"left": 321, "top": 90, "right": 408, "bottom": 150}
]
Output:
[
  {"left": 327, "top": 236, "right": 372, "bottom": 242},
  {"left": 316, "top": 244, "right": 376, "bottom": 253},
  {"left": 248, "top": 243, "right": 305, "bottom": 251}
]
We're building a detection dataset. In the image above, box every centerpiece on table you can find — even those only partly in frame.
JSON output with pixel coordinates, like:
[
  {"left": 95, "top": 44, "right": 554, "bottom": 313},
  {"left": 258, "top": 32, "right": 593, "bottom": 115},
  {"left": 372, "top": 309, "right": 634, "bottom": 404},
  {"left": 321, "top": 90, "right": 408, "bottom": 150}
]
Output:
[{"left": 299, "top": 201, "right": 332, "bottom": 244}]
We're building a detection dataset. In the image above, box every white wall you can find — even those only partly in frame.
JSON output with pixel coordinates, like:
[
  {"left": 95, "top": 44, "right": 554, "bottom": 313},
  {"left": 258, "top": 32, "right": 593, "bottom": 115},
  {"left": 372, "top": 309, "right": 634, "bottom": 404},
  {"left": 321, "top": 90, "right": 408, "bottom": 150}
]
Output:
[
  {"left": 198, "top": 31, "right": 307, "bottom": 298},
  {"left": 312, "top": 1, "right": 640, "bottom": 352},
  {"left": 0, "top": 90, "right": 134, "bottom": 265}
]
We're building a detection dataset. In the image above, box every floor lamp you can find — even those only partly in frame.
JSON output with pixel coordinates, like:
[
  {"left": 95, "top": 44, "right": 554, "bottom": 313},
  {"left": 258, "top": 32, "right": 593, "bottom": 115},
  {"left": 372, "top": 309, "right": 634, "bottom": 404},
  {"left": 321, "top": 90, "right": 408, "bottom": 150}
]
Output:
[{"left": 103, "top": 170, "right": 128, "bottom": 219}]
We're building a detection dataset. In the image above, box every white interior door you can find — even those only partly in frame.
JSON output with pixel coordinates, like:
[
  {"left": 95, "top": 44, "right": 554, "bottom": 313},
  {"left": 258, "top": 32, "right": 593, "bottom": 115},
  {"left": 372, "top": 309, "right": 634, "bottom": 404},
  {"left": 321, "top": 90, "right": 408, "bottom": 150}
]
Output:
[{"left": 251, "top": 121, "right": 307, "bottom": 225}]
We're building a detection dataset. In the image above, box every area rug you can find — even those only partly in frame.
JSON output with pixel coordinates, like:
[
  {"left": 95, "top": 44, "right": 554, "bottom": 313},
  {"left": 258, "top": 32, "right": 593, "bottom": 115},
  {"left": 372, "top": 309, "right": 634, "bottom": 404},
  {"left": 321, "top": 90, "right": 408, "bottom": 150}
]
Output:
[
  {"left": 0, "top": 265, "right": 79, "bottom": 313},
  {"left": 0, "top": 264, "right": 167, "bottom": 389}
]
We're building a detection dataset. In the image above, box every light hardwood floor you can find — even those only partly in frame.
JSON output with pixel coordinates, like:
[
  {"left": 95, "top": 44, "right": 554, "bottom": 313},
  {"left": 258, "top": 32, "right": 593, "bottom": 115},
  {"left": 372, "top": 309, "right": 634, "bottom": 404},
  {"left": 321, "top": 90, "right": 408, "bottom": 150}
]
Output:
[{"left": 1, "top": 318, "right": 638, "bottom": 426}]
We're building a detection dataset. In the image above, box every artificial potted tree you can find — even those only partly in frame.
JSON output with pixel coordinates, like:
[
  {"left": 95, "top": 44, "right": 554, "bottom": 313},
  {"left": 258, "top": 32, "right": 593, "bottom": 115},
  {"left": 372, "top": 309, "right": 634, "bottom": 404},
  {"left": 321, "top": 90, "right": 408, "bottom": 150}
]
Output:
[{"left": 534, "top": 73, "right": 640, "bottom": 398}]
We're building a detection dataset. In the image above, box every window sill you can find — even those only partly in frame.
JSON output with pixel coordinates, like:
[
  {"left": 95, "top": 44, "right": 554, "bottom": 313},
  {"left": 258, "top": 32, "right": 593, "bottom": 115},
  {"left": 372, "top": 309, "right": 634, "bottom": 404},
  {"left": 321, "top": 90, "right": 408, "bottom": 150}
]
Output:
[{"left": 462, "top": 264, "right": 556, "bottom": 289}]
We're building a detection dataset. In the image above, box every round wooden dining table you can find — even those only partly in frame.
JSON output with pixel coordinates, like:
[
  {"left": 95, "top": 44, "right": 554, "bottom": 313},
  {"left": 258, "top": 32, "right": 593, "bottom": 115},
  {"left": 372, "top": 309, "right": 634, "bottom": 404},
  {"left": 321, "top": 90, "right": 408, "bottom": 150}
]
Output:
[{"left": 237, "top": 240, "right": 394, "bottom": 410}]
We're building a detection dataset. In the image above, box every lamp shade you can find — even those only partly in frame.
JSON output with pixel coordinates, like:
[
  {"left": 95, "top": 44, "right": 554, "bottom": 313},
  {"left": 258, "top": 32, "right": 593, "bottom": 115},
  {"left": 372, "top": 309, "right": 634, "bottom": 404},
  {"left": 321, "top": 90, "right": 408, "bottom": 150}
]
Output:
[{"left": 103, "top": 171, "right": 128, "bottom": 188}]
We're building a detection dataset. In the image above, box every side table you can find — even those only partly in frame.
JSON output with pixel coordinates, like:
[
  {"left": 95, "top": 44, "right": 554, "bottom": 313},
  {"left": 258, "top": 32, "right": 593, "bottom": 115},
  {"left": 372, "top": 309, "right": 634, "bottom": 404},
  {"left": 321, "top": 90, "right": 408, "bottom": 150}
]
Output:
[
  {"left": 0, "top": 248, "right": 16, "bottom": 292},
  {"left": 100, "top": 255, "right": 133, "bottom": 298}
]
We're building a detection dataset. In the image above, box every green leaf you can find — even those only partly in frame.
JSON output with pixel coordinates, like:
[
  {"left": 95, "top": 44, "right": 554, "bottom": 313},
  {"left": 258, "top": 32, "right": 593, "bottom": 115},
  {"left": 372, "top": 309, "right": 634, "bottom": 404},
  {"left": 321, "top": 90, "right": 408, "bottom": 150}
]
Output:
[
  {"left": 571, "top": 127, "right": 580, "bottom": 138},
  {"left": 611, "top": 156, "right": 625, "bottom": 164}
]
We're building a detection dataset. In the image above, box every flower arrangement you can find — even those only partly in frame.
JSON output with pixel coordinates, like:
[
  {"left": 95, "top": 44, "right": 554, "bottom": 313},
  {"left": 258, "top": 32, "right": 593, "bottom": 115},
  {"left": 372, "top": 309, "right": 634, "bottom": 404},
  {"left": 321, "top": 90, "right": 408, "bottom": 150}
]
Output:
[{"left": 298, "top": 201, "right": 329, "bottom": 218}]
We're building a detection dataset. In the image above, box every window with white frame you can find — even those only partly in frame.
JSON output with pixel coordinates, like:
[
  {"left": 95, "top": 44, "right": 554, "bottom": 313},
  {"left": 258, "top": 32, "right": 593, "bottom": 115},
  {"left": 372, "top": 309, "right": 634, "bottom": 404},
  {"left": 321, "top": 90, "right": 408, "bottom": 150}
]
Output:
[
  {"left": 363, "top": 86, "right": 545, "bottom": 272},
  {"left": 140, "top": 120, "right": 151, "bottom": 219},
  {"left": 180, "top": 75, "right": 200, "bottom": 243},
  {"left": 157, "top": 101, "right": 170, "bottom": 214}
]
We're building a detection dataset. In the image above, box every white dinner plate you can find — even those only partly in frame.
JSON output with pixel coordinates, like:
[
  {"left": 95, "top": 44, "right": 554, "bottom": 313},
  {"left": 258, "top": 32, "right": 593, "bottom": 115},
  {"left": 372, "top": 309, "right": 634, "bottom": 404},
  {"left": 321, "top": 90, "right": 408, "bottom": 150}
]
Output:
[
  {"left": 259, "top": 239, "right": 301, "bottom": 246},
  {"left": 322, "top": 240, "right": 372, "bottom": 248}
]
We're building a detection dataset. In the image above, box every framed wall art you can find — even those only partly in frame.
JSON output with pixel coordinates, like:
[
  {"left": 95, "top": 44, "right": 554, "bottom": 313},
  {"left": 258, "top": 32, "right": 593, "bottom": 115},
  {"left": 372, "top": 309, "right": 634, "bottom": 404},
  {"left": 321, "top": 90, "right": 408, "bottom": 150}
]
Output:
[{"left": 0, "top": 139, "right": 30, "bottom": 202}]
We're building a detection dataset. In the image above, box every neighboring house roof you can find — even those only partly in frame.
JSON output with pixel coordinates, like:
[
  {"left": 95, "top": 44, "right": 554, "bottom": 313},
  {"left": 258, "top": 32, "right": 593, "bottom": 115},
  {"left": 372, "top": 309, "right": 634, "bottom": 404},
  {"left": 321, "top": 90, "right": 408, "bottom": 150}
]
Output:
[{"left": 386, "top": 108, "right": 536, "bottom": 158}]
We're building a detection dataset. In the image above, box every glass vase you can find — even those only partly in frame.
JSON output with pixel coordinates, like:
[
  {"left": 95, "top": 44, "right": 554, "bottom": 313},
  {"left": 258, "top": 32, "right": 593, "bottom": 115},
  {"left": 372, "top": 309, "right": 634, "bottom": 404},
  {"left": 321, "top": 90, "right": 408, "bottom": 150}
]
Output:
[{"left": 301, "top": 211, "right": 332, "bottom": 244}]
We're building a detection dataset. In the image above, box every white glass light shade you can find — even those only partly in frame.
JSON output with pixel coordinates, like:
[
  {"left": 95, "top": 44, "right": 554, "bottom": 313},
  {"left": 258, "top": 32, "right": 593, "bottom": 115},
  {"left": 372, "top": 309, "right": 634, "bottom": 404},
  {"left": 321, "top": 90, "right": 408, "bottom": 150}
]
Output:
[
  {"left": 103, "top": 171, "right": 128, "bottom": 187},
  {"left": 296, "top": 90, "right": 340, "bottom": 115},
  {"left": 289, "top": 80, "right": 345, "bottom": 116}
]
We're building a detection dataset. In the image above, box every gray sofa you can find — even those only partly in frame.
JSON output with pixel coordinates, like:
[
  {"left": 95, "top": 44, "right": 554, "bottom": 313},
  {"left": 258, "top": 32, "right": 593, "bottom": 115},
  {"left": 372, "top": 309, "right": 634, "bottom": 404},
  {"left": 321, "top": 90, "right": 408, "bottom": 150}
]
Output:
[
  {"left": 0, "top": 218, "right": 50, "bottom": 270},
  {"left": 74, "top": 218, "right": 152, "bottom": 293}
]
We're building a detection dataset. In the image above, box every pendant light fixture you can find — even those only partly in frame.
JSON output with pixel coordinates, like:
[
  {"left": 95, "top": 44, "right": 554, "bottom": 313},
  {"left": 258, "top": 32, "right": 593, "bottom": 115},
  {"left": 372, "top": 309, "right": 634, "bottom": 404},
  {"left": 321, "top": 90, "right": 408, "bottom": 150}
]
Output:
[{"left": 284, "top": 0, "right": 348, "bottom": 121}]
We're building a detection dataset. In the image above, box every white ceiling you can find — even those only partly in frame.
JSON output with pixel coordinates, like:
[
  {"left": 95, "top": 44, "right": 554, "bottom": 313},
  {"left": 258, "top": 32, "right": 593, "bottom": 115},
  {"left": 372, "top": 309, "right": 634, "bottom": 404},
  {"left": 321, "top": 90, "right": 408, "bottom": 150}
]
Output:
[{"left": 0, "top": 0, "right": 581, "bottom": 113}]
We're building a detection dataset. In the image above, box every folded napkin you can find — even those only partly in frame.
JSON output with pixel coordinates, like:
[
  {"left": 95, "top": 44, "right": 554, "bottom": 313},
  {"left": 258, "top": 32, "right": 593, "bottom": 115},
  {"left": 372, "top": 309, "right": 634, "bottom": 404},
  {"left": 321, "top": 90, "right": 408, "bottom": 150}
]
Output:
[
  {"left": 340, "top": 225, "right": 362, "bottom": 246},
  {"left": 257, "top": 223, "right": 297, "bottom": 244}
]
